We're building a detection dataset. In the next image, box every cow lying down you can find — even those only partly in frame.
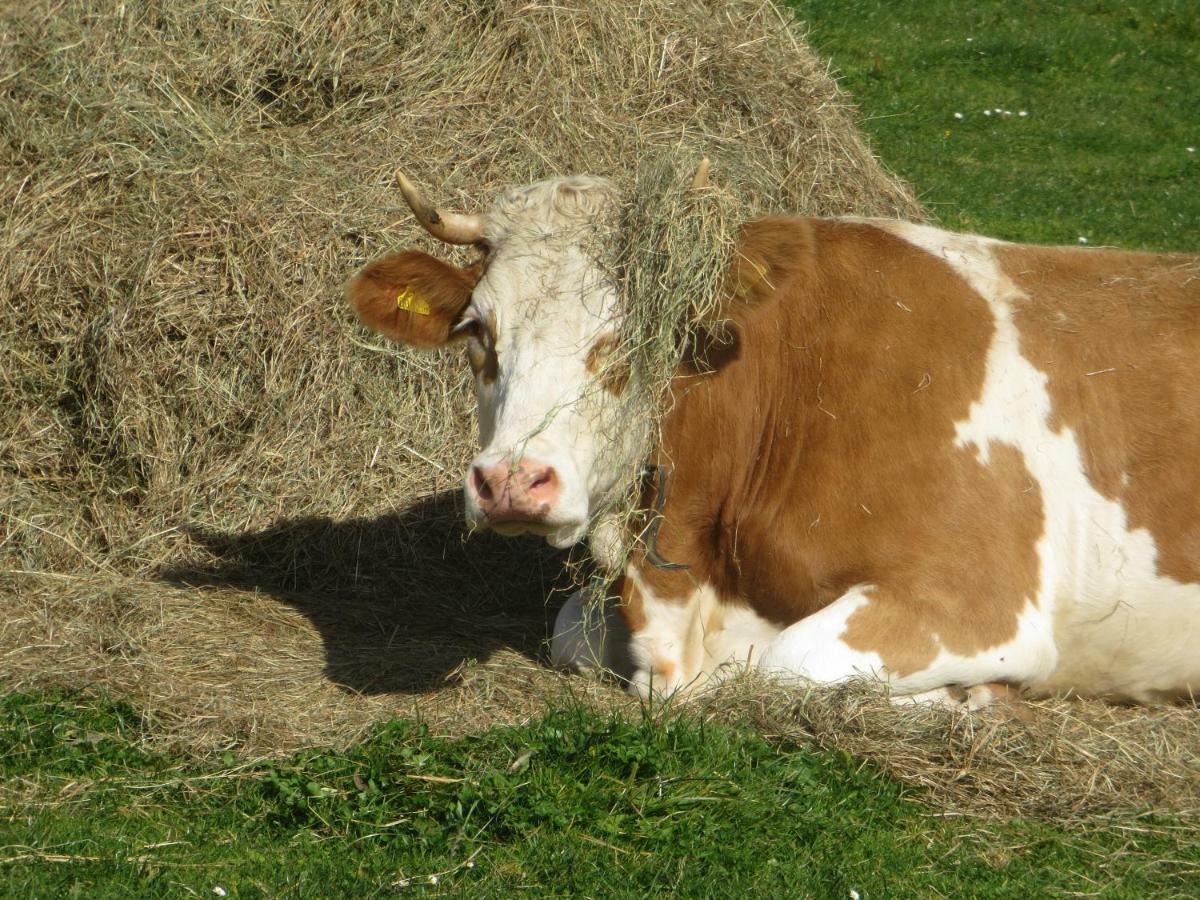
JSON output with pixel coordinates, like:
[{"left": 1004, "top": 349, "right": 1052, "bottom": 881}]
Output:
[{"left": 347, "top": 170, "right": 1200, "bottom": 708}]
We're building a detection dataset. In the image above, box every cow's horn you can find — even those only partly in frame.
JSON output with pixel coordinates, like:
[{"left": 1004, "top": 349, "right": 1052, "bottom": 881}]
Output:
[
  {"left": 691, "top": 156, "right": 711, "bottom": 190},
  {"left": 395, "top": 170, "right": 486, "bottom": 245}
]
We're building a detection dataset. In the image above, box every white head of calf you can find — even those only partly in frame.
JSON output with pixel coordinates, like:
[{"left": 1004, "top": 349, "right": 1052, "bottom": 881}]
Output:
[{"left": 347, "top": 173, "right": 637, "bottom": 548}]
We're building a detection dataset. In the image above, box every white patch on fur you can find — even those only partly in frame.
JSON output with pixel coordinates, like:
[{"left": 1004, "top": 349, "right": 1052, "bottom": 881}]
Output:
[
  {"left": 757, "top": 586, "right": 886, "bottom": 683},
  {"left": 876, "top": 219, "right": 1200, "bottom": 702},
  {"left": 625, "top": 567, "right": 780, "bottom": 698}
]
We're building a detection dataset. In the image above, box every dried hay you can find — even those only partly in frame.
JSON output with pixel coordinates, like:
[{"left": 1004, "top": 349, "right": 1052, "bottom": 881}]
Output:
[
  {"left": 0, "top": 0, "right": 1194, "bottom": 828},
  {"left": 1, "top": 0, "right": 914, "bottom": 744},
  {"left": 693, "top": 677, "right": 1200, "bottom": 824}
]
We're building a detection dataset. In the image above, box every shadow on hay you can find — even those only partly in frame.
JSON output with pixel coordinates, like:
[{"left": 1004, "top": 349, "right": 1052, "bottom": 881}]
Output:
[{"left": 162, "top": 491, "right": 570, "bottom": 696}]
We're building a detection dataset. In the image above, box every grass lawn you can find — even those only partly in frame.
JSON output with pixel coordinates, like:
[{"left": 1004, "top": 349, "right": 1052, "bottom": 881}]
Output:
[
  {"left": 3, "top": 692, "right": 1197, "bottom": 896},
  {"left": 4, "top": 1, "right": 1198, "bottom": 896},
  {"left": 790, "top": 0, "right": 1199, "bottom": 250}
]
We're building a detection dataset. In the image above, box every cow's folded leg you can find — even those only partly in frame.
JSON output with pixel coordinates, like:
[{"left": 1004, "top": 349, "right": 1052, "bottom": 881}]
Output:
[
  {"left": 892, "top": 683, "right": 1030, "bottom": 715},
  {"left": 553, "top": 566, "right": 717, "bottom": 697},
  {"left": 619, "top": 566, "right": 710, "bottom": 699},
  {"left": 891, "top": 686, "right": 970, "bottom": 708},
  {"left": 757, "top": 586, "right": 892, "bottom": 686},
  {"left": 757, "top": 585, "right": 1045, "bottom": 701},
  {"left": 626, "top": 595, "right": 703, "bottom": 700},
  {"left": 888, "top": 683, "right": 1019, "bottom": 711}
]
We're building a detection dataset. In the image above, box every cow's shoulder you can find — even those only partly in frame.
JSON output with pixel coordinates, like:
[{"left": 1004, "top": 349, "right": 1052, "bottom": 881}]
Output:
[{"left": 734, "top": 215, "right": 1008, "bottom": 308}]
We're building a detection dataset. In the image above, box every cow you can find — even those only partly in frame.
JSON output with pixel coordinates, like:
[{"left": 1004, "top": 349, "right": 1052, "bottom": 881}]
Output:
[{"left": 347, "top": 167, "right": 1200, "bottom": 707}]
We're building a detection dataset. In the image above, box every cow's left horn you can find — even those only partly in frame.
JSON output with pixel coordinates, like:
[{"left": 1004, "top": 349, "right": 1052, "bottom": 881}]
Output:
[
  {"left": 395, "top": 170, "right": 486, "bottom": 245},
  {"left": 691, "top": 156, "right": 711, "bottom": 190}
]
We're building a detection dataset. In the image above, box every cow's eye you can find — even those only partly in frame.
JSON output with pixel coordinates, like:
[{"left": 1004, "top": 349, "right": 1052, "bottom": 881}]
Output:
[
  {"left": 451, "top": 316, "right": 481, "bottom": 340},
  {"left": 465, "top": 327, "right": 498, "bottom": 383}
]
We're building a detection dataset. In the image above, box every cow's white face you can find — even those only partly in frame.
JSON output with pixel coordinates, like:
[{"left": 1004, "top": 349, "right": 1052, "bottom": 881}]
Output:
[{"left": 348, "top": 176, "right": 637, "bottom": 548}]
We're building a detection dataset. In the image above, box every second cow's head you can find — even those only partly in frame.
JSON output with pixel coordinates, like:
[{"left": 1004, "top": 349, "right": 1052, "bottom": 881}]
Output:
[{"left": 347, "top": 173, "right": 635, "bottom": 549}]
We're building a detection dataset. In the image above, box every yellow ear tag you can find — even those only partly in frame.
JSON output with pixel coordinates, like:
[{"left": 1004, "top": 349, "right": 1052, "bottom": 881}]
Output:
[{"left": 396, "top": 287, "right": 432, "bottom": 316}]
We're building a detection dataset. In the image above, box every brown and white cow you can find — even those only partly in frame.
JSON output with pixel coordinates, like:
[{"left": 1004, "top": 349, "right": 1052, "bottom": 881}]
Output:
[{"left": 348, "top": 171, "right": 1200, "bottom": 706}]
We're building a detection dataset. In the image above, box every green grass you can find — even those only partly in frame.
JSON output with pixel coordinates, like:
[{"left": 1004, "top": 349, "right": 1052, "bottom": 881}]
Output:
[
  {"left": 5, "top": 2, "right": 1198, "bottom": 896},
  {"left": 790, "top": 0, "right": 1199, "bottom": 249},
  {"left": 3, "top": 691, "right": 1197, "bottom": 897}
]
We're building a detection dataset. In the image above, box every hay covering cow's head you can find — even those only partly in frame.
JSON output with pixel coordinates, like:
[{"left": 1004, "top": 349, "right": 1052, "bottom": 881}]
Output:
[{"left": 348, "top": 172, "right": 641, "bottom": 549}]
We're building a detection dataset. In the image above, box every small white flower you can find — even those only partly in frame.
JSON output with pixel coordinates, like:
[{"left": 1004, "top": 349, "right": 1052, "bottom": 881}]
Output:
[
  {"left": 966, "top": 37, "right": 974, "bottom": 42},
  {"left": 1188, "top": 147, "right": 1196, "bottom": 153},
  {"left": 983, "top": 109, "right": 992, "bottom": 116},
  {"left": 213, "top": 890, "right": 227, "bottom": 898},
  {"left": 466, "top": 860, "right": 476, "bottom": 869},
  {"left": 1019, "top": 110, "right": 1028, "bottom": 117},
  {"left": 953, "top": 112, "right": 964, "bottom": 120},
  {"left": 1078, "top": 236, "right": 1089, "bottom": 244},
  {"left": 994, "top": 107, "right": 1003, "bottom": 113},
  {"left": 429, "top": 875, "right": 439, "bottom": 885},
  {"left": 849, "top": 891, "right": 862, "bottom": 900}
]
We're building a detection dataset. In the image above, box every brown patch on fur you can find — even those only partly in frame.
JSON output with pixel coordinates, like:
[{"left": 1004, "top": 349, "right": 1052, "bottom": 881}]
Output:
[
  {"left": 841, "top": 591, "right": 939, "bottom": 677},
  {"left": 584, "top": 332, "right": 628, "bottom": 396},
  {"left": 728, "top": 216, "right": 818, "bottom": 305},
  {"left": 614, "top": 572, "right": 645, "bottom": 632},
  {"left": 999, "top": 244, "right": 1200, "bottom": 583},
  {"left": 840, "top": 444, "right": 1044, "bottom": 677},
  {"left": 346, "top": 250, "right": 480, "bottom": 348},
  {"left": 629, "top": 218, "right": 1045, "bottom": 677}
]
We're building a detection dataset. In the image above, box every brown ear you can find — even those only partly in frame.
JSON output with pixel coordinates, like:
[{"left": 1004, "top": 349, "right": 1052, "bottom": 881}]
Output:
[
  {"left": 346, "top": 250, "right": 480, "bottom": 348},
  {"left": 729, "top": 217, "right": 817, "bottom": 305}
]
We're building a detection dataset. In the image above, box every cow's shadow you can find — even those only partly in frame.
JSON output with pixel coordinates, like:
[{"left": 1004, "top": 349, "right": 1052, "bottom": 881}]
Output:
[{"left": 162, "top": 491, "right": 573, "bottom": 695}]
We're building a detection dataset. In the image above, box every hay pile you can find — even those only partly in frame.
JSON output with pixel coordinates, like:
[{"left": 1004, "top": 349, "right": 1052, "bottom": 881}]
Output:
[
  {"left": 1, "top": 0, "right": 916, "bottom": 746},
  {"left": 2, "top": 0, "right": 1194, "bottom": 826}
]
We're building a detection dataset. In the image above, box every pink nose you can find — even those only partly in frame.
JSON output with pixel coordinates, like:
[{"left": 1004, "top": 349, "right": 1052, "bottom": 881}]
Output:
[{"left": 469, "top": 457, "right": 560, "bottom": 523}]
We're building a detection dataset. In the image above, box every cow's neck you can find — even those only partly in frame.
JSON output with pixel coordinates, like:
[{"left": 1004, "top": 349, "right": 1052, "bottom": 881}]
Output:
[{"left": 632, "top": 226, "right": 825, "bottom": 618}]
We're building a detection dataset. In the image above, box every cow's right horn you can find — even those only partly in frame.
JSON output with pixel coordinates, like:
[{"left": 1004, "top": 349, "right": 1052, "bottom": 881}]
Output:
[{"left": 395, "top": 170, "right": 486, "bottom": 245}]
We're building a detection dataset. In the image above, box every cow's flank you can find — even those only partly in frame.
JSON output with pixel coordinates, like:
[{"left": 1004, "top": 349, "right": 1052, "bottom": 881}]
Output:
[{"left": 1000, "top": 245, "right": 1200, "bottom": 583}]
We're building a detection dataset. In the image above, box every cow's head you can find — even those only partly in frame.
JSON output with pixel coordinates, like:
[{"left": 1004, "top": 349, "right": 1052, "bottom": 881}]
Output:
[{"left": 348, "top": 172, "right": 639, "bottom": 548}]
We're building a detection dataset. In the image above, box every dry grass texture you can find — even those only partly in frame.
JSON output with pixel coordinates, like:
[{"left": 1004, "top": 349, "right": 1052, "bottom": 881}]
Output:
[
  {"left": 1, "top": 0, "right": 1195, "bottom": 824},
  {"left": 698, "top": 678, "right": 1200, "bottom": 823}
]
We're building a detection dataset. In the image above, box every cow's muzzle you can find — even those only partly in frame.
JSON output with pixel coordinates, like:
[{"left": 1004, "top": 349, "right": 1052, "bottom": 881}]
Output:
[{"left": 467, "top": 456, "right": 561, "bottom": 529}]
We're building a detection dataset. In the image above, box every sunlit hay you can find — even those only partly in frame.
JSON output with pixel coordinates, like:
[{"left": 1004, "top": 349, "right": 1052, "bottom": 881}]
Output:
[
  {"left": 1, "top": 0, "right": 920, "bottom": 752},
  {"left": 691, "top": 675, "right": 1200, "bottom": 824}
]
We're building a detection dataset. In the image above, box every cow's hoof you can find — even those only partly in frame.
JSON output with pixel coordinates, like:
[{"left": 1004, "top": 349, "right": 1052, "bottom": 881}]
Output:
[{"left": 892, "top": 682, "right": 1031, "bottom": 716}]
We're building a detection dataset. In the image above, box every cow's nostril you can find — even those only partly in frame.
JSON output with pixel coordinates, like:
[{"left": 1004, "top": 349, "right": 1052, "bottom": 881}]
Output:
[
  {"left": 528, "top": 466, "right": 557, "bottom": 495},
  {"left": 471, "top": 466, "right": 493, "bottom": 503}
]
